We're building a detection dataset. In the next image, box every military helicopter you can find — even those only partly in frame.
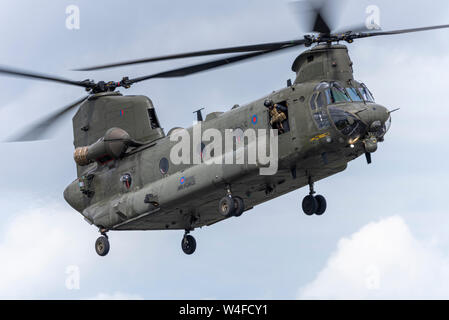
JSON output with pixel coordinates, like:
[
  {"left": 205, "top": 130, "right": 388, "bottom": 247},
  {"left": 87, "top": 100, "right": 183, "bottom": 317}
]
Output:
[{"left": 1, "top": 1, "right": 448, "bottom": 256}]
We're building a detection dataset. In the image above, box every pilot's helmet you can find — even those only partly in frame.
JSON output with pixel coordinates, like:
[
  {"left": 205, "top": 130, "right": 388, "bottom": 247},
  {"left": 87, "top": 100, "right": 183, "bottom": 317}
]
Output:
[{"left": 264, "top": 99, "right": 274, "bottom": 108}]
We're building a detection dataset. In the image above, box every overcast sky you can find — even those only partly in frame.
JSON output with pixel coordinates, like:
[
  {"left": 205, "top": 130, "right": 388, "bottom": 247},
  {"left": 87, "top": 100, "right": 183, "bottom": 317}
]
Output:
[{"left": 0, "top": 0, "right": 448, "bottom": 299}]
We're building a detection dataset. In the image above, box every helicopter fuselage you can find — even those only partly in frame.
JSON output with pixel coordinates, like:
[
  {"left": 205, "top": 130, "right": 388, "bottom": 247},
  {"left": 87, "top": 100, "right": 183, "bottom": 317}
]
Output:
[
  {"left": 64, "top": 80, "right": 389, "bottom": 231},
  {"left": 62, "top": 44, "right": 390, "bottom": 236}
]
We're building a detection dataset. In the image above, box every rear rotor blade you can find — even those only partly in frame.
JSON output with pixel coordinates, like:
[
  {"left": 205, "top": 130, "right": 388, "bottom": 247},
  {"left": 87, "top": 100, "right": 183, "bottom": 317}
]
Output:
[
  {"left": 0, "top": 66, "right": 90, "bottom": 88},
  {"left": 128, "top": 43, "right": 304, "bottom": 83},
  {"left": 6, "top": 95, "right": 89, "bottom": 142},
  {"left": 75, "top": 39, "right": 306, "bottom": 71}
]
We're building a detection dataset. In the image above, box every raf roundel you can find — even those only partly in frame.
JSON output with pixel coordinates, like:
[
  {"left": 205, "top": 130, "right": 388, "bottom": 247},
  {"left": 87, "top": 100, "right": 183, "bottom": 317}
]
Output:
[
  {"left": 251, "top": 114, "right": 258, "bottom": 125},
  {"left": 180, "top": 177, "right": 185, "bottom": 185}
]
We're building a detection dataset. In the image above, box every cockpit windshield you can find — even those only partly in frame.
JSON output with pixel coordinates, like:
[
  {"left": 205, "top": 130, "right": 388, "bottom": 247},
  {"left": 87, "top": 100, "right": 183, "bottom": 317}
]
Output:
[
  {"left": 313, "top": 82, "right": 375, "bottom": 105},
  {"left": 329, "top": 82, "right": 351, "bottom": 103},
  {"left": 314, "top": 82, "right": 359, "bottom": 105},
  {"left": 346, "top": 87, "right": 363, "bottom": 102},
  {"left": 359, "top": 84, "right": 375, "bottom": 102}
]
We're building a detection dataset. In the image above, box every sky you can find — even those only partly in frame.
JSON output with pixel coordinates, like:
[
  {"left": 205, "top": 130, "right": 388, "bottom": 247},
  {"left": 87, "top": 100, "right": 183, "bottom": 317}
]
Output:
[{"left": 0, "top": 0, "right": 448, "bottom": 299}]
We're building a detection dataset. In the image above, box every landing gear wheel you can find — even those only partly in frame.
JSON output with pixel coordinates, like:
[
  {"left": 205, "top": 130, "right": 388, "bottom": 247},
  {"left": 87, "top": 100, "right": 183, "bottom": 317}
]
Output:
[
  {"left": 181, "top": 235, "right": 196, "bottom": 255},
  {"left": 315, "top": 195, "right": 327, "bottom": 216},
  {"left": 302, "top": 195, "right": 318, "bottom": 216},
  {"left": 218, "top": 196, "right": 235, "bottom": 217},
  {"left": 233, "top": 197, "right": 245, "bottom": 217},
  {"left": 95, "top": 236, "right": 110, "bottom": 256}
]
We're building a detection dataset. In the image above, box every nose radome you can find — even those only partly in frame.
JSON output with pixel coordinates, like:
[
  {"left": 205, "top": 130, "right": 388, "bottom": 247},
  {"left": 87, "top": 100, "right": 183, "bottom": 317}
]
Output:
[{"left": 357, "top": 104, "right": 390, "bottom": 127}]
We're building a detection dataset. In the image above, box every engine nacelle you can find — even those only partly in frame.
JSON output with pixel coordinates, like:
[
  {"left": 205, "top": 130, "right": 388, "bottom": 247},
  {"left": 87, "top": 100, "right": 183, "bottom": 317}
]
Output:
[{"left": 74, "top": 127, "right": 132, "bottom": 166}]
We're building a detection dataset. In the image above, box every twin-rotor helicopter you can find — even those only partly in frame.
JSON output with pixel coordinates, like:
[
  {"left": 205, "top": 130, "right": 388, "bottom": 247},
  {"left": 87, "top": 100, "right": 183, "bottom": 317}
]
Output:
[{"left": 1, "top": 1, "right": 447, "bottom": 256}]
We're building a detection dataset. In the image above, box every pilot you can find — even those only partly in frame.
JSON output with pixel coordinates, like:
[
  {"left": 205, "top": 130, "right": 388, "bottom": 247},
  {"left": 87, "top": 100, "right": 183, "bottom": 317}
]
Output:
[{"left": 264, "top": 99, "right": 290, "bottom": 133}]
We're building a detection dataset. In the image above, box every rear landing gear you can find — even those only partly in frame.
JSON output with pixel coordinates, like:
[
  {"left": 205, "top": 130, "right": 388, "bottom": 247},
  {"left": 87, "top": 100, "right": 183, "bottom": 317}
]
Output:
[
  {"left": 302, "top": 178, "right": 327, "bottom": 216},
  {"left": 95, "top": 232, "right": 110, "bottom": 256},
  {"left": 181, "top": 231, "right": 196, "bottom": 255}
]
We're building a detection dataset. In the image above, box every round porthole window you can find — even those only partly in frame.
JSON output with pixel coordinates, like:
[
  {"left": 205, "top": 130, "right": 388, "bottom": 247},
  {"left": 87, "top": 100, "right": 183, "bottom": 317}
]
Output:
[{"left": 159, "top": 157, "right": 169, "bottom": 174}]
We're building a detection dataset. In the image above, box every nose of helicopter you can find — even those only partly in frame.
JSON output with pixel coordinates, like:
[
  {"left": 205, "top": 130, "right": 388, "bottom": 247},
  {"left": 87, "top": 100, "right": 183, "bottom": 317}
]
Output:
[
  {"left": 356, "top": 104, "right": 390, "bottom": 130},
  {"left": 329, "top": 103, "right": 392, "bottom": 156},
  {"left": 352, "top": 103, "right": 391, "bottom": 155}
]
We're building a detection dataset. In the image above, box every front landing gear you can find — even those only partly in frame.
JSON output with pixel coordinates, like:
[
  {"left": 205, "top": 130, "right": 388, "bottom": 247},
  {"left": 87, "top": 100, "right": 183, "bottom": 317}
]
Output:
[
  {"left": 181, "top": 231, "right": 196, "bottom": 255},
  {"left": 218, "top": 185, "right": 245, "bottom": 217},
  {"left": 95, "top": 232, "right": 110, "bottom": 256},
  {"left": 302, "top": 178, "right": 327, "bottom": 216}
]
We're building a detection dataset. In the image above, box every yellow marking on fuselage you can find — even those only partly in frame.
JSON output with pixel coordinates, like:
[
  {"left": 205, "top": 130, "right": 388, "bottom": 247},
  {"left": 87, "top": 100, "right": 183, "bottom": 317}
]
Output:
[{"left": 310, "top": 132, "right": 330, "bottom": 142}]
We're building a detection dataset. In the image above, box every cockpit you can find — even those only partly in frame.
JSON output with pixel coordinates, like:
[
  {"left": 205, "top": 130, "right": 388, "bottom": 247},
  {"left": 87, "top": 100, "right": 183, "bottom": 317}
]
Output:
[{"left": 310, "top": 81, "right": 390, "bottom": 140}]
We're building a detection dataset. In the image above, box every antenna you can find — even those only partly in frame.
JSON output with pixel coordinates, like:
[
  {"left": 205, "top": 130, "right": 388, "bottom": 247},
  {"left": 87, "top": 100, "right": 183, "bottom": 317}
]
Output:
[
  {"left": 193, "top": 108, "right": 205, "bottom": 122},
  {"left": 388, "top": 108, "right": 401, "bottom": 114}
]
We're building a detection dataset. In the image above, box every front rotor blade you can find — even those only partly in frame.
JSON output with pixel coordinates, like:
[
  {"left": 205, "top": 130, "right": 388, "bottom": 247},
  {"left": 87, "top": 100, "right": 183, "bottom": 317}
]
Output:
[
  {"left": 129, "top": 42, "right": 304, "bottom": 83},
  {"left": 6, "top": 95, "right": 89, "bottom": 142},
  {"left": 0, "top": 66, "right": 89, "bottom": 88},
  {"left": 290, "top": 0, "right": 334, "bottom": 34},
  {"left": 313, "top": 12, "right": 331, "bottom": 34},
  {"left": 75, "top": 39, "right": 305, "bottom": 71},
  {"left": 356, "top": 24, "right": 449, "bottom": 39},
  {"left": 332, "top": 22, "right": 381, "bottom": 35}
]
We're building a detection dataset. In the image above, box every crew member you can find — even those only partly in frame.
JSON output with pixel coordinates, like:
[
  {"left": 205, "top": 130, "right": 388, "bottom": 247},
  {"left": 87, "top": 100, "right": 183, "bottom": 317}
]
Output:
[{"left": 264, "top": 99, "right": 290, "bottom": 133}]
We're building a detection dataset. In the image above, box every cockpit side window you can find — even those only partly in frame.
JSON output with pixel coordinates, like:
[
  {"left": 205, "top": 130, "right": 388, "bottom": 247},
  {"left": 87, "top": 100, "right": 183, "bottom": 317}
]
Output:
[
  {"left": 310, "top": 93, "right": 318, "bottom": 110},
  {"left": 316, "top": 92, "right": 326, "bottom": 109},
  {"left": 309, "top": 82, "right": 331, "bottom": 130}
]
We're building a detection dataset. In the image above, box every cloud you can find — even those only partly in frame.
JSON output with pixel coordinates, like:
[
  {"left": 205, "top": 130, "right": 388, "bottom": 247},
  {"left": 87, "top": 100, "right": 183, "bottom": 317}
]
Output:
[
  {"left": 0, "top": 203, "right": 93, "bottom": 299},
  {"left": 0, "top": 200, "right": 170, "bottom": 299},
  {"left": 87, "top": 292, "right": 143, "bottom": 300},
  {"left": 297, "top": 216, "right": 449, "bottom": 299}
]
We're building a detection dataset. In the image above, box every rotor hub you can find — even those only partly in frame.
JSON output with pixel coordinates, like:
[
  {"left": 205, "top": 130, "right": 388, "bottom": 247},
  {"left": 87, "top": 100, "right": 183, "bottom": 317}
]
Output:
[{"left": 80, "top": 77, "right": 133, "bottom": 94}]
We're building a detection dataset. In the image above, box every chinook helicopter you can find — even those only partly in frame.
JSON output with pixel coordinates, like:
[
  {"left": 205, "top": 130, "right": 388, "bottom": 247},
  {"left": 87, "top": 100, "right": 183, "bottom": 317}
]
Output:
[{"left": 1, "top": 1, "right": 448, "bottom": 256}]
